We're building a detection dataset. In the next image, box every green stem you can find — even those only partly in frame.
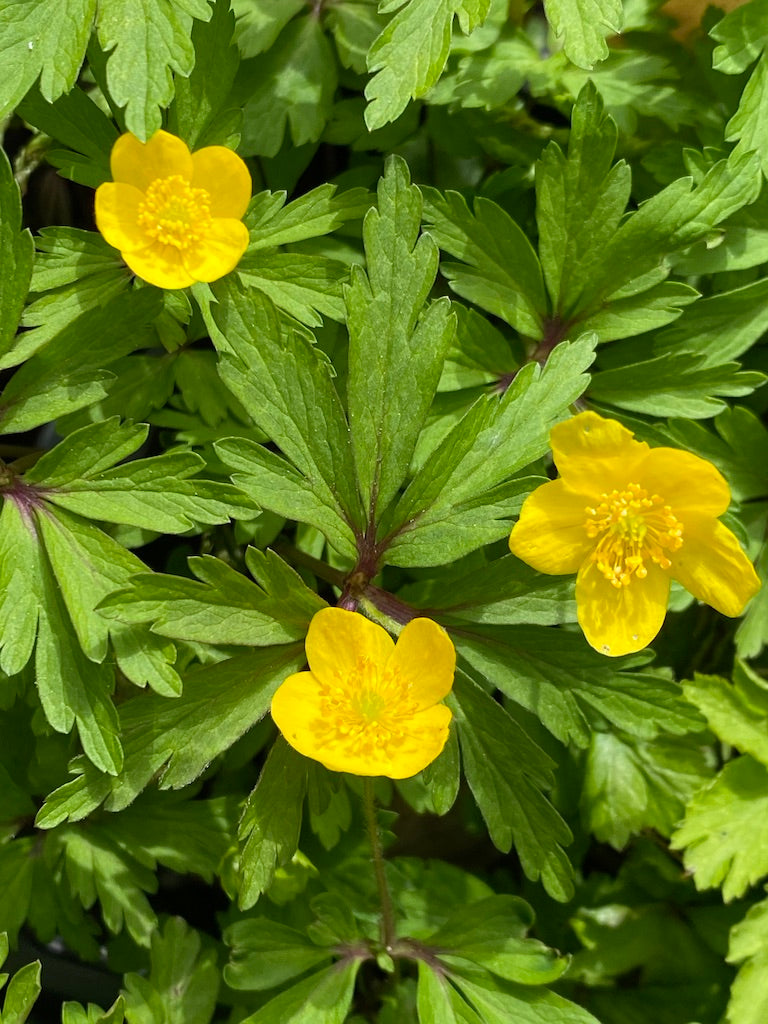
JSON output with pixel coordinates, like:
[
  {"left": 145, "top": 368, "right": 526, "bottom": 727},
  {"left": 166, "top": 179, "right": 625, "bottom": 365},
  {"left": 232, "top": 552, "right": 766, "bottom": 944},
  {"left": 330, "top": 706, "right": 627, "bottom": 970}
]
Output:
[{"left": 362, "top": 778, "right": 396, "bottom": 951}]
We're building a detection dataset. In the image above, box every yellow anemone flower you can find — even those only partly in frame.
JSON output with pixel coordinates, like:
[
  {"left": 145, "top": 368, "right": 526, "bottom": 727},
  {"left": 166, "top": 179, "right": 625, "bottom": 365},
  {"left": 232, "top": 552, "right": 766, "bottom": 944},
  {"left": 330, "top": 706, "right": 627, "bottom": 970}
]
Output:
[
  {"left": 271, "top": 607, "right": 455, "bottom": 779},
  {"left": 509, "top": 411, "right": 761, "bottom": 657},
  {"left": 95, "top": 130, "right": 251, "bottom": 289}
]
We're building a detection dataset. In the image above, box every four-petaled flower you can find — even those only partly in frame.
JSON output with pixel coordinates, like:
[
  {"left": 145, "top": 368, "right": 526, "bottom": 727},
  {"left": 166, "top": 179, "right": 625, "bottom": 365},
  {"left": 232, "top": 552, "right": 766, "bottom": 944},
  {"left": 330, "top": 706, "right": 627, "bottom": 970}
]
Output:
[
  {"left": 509, "top": 410, "right": 760, "bottom": 657},
  {"left": 95, "top": 130, "right": 251, "bottom": 290},
  {"left": 271, "top": 608, "right": 455, "bottom": 779}
]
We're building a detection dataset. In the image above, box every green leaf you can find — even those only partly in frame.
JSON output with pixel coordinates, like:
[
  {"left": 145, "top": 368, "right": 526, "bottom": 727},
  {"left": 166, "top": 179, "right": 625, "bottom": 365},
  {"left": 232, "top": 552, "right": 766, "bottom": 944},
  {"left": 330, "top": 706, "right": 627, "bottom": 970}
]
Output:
[
  {"left": 98, "top": 549, "right": 324, "bottom": 647},
  {"left": 421, "top": 188, "right": 546, "bottom": 337},
  {"left": 0, "top": 960, "right": 41, "bottom": 1024},
  {"left": 327, "top": 0, "right": 389, "bottom": 74},
  {"left": 417, "top": 961, "right": 460, "bottom": 1024},
  {"left": 402, "top": 554, "right": 576, "bottom": 627},
  {"left": 449, "top": 969, "right": 600, "bottom": 1024},
  {"left": 450, "top": 672, "right": 574, "bottom": 901},
  {"left": 440, "top": 304, "right": 518, "bottom": 391},
  {"left": 589, "top": 351, "right": 764, "bottom": 418},
  {"left": 365, "top": 0, "right": 491, "bottom": 130},
  {"left": 577, "top": 280, "right": 700, "bottom": 341},
  {"left": 671, "top": 754, "right": 768, "bottom": 901},
  {"left": 224, "top": 918, "right": 331, "bottom": 990},
  {"left": 238, "top": 252, "right": 348, "bottom": 326},
  {"left": 347, "top": 156, "right": 454, "bottom": 520},
  {"left": 236, "top": 15, "right": 337, "bottom": 158},
  {"left": 26, "top": 419, "right": 253, "bottom": 532},
  {"left": 238, "top": 737, "right": 308, "bottom": 909},
  {"left": 36, "top": 504, "right": 180, "bottom": 695},
  {"left": 34, "top": 530, "right": 123, "bottom": 775},
  {"left": 0, "top": 0, "right": 95, "bottom": 119},
  {"left": 17, "top": 85, "right": 118, "bottom": 188},
  {"left": 384, "top": 334, "right": 595, "bottom": 561},
  {"left": 13, "top": 230, "right": 128, "bottom": 367},
  {"left": 727, "top": 897, "right": 768, "bottom": 1024},
  {"left": 212, "top": 280, "right": 364, "bottom": 543},
  {"left": 0, "top": 288, "right": 160, "bottom": 415},
  {"left": 100, "top": 792, "right": 236, "bottom": 881},
  {"left": 244, "top": 184, "right": 372, "bottom": 250},
  {"left": 543, "top": 0, "right": 622, "bottom": 69},
  {"left": 0, "top": 843, "right": 34, "bottom": 946},
  {"left": 61, "top": 996, "right": 126, "bottom": 1024},
  {"left": 660, "top": 406, "right": 768, "bottom": 503},
  {"left": 578, "top": 151, "right": 762, "bottom": 315},
  {"left": 231, "top": 0, "right": 305, "bottom": 57},
  {"left": 215, "top": 438, "right": 358, "bottom": 558},
  {"left": 0, "top": 500, "right": 122, "bottom": 774},
  {"left": 428, "top": 895, "right": 569, "bottom": 984},
  {"left": 654, "top": 277, "right": 768, "bottom": 366},
  {"left": 535, "top": 81, "right": 630, "bottom": 319},
  {"left": 123, "top": 917, "right": 219, "bottom": 1024},
  {"left": 726, "top": 52, "right": 768, "bottom": 175},
  {"left": 561, "top": 49, "right": 714, "bottom": 137},
  {"left": 0, "top": 501, "right": 43, "bottom": 679},
  {"left": 0, "top": 148, "right": 33, "bottom": 366},
  {"left": 582, "top": 731, "right": 714, "bottom": 849},
  {"left": 456, "top": 625, "right": 702, "bottom": 747},
  {"left": 236, "top": 960, "right": 360, "bottom": 1024},
  {"left": 422, "top": 728, "right": 460, "bottom": 816},
  {"left": 711, "top": 0, "right": 768, "bottom": 73},
  {"left": 57, "top": 354, "right": 177, "bottom": 435},
  {"left": 170, "top": 0, "right": 240, "bottom": 148},
  {"left": 683, "top": 663, "right": 768, "bottom": 766},
  {"left": 37, "top": 645, "right": 304, "bottom": 826},
  {"left": 0, "top": 366, "right": 113, "bottom": 435},
  {"left": 96, "top": 0, "right": 213, "bottom": 140},
  {"left": 384, "top": 476, "right": 537, "bottom": 567},
  {"left": 53, "top": 825, "right": 158, "bottom": 945},
  {"left": 429, "top": 24, "right": 539, "bottom": 110},
  {"left": 736, "top": 539, "right": 768, "bottom": 659}
]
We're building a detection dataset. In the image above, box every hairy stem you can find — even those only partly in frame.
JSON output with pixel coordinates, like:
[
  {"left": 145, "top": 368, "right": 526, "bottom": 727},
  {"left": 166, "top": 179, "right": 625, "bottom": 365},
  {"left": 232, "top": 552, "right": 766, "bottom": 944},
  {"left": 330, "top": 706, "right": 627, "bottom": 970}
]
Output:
[{"left": 362, "top": 778, "right": 396, "bottom": 951}]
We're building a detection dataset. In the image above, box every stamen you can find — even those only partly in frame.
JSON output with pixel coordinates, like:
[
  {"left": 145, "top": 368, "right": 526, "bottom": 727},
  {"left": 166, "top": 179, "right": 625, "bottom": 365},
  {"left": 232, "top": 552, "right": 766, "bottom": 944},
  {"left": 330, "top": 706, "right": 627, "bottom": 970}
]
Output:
[
  {"left": 584, "top": 482, "right": 683, "bottom": 587},
  {"left": 311, "top": 657, "right": 419, "bottom": 760},
  {"left": 137, "top": 174, "right": 212, "bottom": 249}
]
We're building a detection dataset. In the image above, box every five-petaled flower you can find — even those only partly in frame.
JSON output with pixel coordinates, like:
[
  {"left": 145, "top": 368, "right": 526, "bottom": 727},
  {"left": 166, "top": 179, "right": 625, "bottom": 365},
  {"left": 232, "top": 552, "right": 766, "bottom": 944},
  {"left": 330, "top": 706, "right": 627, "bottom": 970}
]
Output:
[
  {"left": 271, "top": 607, "right": 455, "bottom": 779},
  {"left": 95, "top": 130, "right": 251, "bottom": 290},
  {"left": 509, "top": 410, "right": 760, "bottom": 657}
]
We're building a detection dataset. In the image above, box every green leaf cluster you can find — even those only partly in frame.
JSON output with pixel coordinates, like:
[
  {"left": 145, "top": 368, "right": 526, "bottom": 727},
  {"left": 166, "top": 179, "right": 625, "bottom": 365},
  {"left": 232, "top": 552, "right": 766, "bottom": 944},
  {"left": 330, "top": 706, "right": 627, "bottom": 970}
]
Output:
[{"left": 1, "top": 0, "right": 767, "bottom": 1022}]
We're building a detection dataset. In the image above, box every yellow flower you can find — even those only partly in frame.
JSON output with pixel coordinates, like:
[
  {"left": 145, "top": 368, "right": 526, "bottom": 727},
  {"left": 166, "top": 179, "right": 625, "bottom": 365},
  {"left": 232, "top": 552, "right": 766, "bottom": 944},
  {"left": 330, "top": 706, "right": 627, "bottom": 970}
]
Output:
[
  {"left": 95, "top": 130, "right": 251, "bottom": 290},
  {"left": 509, "top": 411, "right": 761, "bottom": 657},
  {"left": 271, "top": 608, "right": 455, "bottom": 779}
]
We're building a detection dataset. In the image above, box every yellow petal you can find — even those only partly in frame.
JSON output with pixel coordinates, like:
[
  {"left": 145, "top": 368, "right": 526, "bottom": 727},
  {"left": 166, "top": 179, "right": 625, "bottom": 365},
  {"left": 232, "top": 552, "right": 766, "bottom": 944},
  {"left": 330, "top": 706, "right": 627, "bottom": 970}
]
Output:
[
  {"left": 191, "top": 146, "right": 252, "bottom": 218},
  {"left": 378, "top": 705, "right": 453, "bottom": 779},
  {"left": 576, "top": 559, "right": 670, "bottom": 656},
  {"left": 637, "top": 447, "right": 731, "bottom": 516},
  {"left": 387, "top": 618, "right": 455, "bottom": 711},
  {"left": 111, "top": 130, "right": 193, "bottom": 192},
  {"left": 270, "top": 670, "right": 329, "bottom": 761},
  {"left": 322, "top": 705, "right": 453, "bottom": 779},
  {"left": 182, "top": 219, "right": 250, "bottom": 282},
  {"left": 671, "top": 514, "right": 761, "bottom": 616},
  {"left": 551, "top": 411, "right": 648, "bottom": 493},
  {"left": 94, "top": 182, "right": 148, "bottom": 253},
  {"left": 305, "top": 607, "right": 394, "bottom": 689},
  {"left": 509, "top": 479, "right": 593, "bottom": 574},
  {"left": 122, "top": 242, "right": 196, "bottom": 289}
]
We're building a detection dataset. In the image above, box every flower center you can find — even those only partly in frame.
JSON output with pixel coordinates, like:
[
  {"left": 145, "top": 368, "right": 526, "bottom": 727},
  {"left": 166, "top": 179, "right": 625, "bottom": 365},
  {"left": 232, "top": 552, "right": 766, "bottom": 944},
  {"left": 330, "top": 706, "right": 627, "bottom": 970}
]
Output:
[
  {"left": 312, "top": 656, "right": 419, "bottom": 760},
  {"left": 584, "top": 482, "right": 684, "bottom": 588},
  {"left": 137, "top": 175, "right": 212, "bottom": 250}
]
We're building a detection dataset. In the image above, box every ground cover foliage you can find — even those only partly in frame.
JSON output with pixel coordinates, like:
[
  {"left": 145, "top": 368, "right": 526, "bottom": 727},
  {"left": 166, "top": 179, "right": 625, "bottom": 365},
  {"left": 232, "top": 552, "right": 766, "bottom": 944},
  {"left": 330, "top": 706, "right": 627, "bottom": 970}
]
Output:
[{"left": 1, "top": 0, "right": 768, "bottom": 1021}]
